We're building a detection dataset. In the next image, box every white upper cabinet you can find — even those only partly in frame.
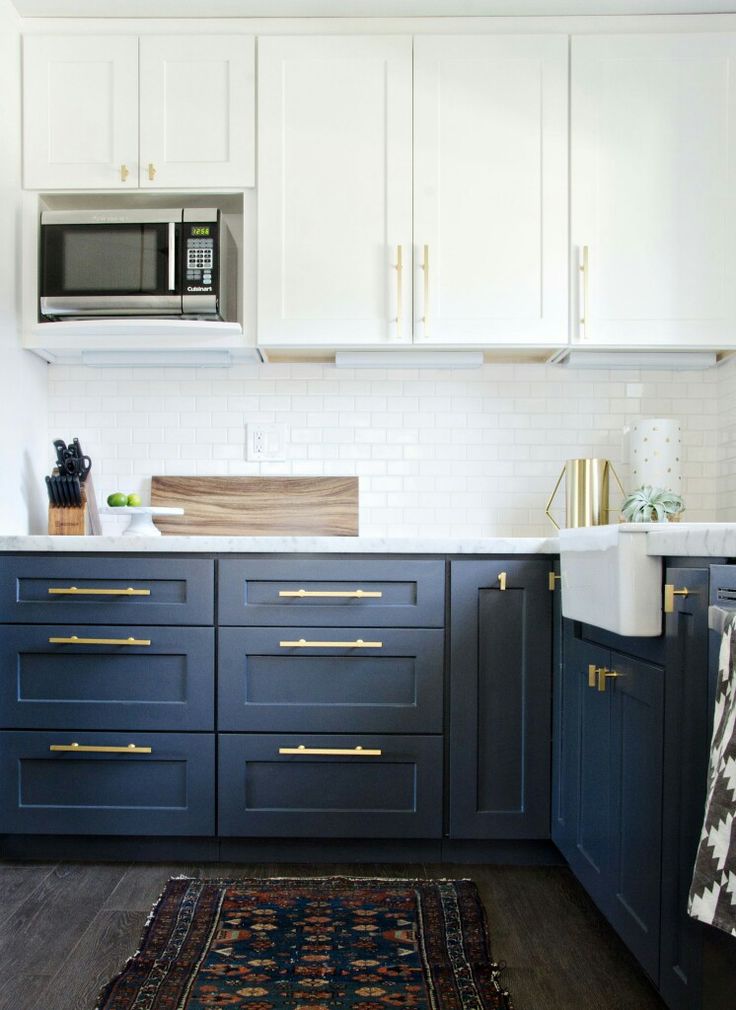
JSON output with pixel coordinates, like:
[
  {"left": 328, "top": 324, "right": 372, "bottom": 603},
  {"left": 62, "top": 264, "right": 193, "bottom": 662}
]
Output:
[
  {"left": 139, "top": 36, "right": 254, "bottom": 189},
  {"left": 23, "top": 34, "right": 255, "bottom": 190},
  {"left": 413, "top": 35, "right": 568, "bottom": 346},
  {"left": 257, "top": 36, "right": 413, "bottom": 346},
  {"left": 23, "top": 36, "right": 139, "bottom": 189},
  {"left": 571, "top": 34, "right": 736, "bottom": 348}
]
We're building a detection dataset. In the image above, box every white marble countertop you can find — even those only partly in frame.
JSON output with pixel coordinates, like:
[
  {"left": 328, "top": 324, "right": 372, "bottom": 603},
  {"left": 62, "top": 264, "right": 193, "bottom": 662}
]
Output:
[
  {"left": 0, "top": 534, "right": 560, "bottom": 554},
  {"left": 1, "top": 524, "right": 734, "bottom": 556},
  {"left": 559, "top": 522, "right": 736, "bottom": 558}
]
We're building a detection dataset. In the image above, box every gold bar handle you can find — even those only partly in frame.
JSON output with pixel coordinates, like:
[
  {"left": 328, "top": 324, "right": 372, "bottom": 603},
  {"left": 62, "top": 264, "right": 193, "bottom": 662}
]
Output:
[
  {"left": 49, "top": 742, "right": 152, "bottom": 754},
  {"left": 148, "top": 162, "right": 157, "bottom": 181},
  {"left": 498, "top": 571, "right": 507, "bottom": 591},
  {"left": 48, "top": 586, "right": 151, "bottom": 596},
  {"left": 48, "top": 636, "right": 151, "bottom": 646},
  {"left": 588, "top": 664, "right": 598, "bottom": 688},
  {"left": 421, "top": 243, "right": 430, "bottom": 337},
  {"left": 278, "top": 589, "right": 382, "bottom": 599},
  {"left": 597, "top": 667, "right": 621, "bottom": 693},
  {"left": 278, "top": 745, "right": 382, "bottom": 757},
  {"left": 549, "top": 572, "right": 561, "bottom": 591},
  {"left": 394, "top": 244, "right": 403, "bottom": 339},
  {"left": 279, "top": 639, "right": 383, "bottom": 648},
  {"left": 579, "top": 245, "right": 589, "bottom": 340},
  {"left": 664, "top": 584, "right": 690, "bottom": 614},
  {"left": 120, "top": 163, "right": 129, "bottom": 182}
]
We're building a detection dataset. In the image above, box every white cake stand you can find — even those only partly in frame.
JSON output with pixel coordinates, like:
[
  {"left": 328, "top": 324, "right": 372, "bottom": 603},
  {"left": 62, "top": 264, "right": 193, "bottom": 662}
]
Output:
[{"left": 100, "top": 506, "right": 184, "bottom": 536}]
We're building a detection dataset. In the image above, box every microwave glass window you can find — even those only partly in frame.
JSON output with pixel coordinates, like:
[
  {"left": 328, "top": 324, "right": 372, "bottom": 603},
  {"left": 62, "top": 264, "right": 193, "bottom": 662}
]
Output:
[{"left": 62, "top": 226, "right": 161, "bottom": 292}]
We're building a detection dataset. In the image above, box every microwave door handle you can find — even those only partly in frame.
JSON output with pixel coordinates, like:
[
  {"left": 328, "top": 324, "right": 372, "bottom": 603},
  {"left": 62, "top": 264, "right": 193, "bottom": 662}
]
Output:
[{"left": 168, "top": 222, "right": 176, "bottom": 291}]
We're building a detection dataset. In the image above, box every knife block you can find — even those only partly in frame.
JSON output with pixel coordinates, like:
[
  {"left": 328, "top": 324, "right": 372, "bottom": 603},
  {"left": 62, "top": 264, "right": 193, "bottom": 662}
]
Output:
[{"left": 47, "top": 477, "right": 102, "bottom": 536}]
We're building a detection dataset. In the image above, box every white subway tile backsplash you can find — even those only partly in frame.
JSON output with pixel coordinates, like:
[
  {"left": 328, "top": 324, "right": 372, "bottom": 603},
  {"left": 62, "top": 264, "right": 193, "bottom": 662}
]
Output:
[{"left": 47, "top": 361, "right": 734, "bottom": 536}]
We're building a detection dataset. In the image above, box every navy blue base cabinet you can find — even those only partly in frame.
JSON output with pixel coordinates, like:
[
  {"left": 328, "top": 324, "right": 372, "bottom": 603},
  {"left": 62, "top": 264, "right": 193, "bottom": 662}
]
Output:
[
  {"left": 554, "top": 561, "right": 736, "bottom": 1010},
  {"left": 554, "top": 622, "right": 664, "bottom": 980},
  {"left": 449, "top": 559, "right": 552, "bottom": 839},
  {"left": 0, "top": 730, "right": 215, "bottom": 836},
  {"left": 218, "top": 733, "right": 443, "bottom": 838}
]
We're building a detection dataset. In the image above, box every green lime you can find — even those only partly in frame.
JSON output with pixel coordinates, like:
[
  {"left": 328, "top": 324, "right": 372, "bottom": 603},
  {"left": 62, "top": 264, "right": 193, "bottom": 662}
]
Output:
[
  {"left": 126, "top": 493, "right": 142, "bottom": 507},
  {"left": 107, "top": 492, "right": 128, "bottom": 507}
]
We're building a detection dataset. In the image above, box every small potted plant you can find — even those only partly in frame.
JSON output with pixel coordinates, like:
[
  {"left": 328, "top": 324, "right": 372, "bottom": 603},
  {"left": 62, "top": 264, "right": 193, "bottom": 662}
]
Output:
[{"left": 621, "top": 486, "right": 685, "bottom": 523}]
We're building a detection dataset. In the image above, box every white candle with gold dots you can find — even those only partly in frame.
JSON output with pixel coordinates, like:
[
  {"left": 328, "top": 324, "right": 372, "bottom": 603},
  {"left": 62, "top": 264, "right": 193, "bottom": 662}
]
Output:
[{"left": 627, "top": 418, "right": 682, "bottom": 493}]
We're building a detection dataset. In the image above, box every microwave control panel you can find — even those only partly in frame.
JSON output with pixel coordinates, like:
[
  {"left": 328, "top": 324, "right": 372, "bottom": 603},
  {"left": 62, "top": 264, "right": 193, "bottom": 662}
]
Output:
[{"left": 183, "top": 221, "right": 217, "bottom": 295}]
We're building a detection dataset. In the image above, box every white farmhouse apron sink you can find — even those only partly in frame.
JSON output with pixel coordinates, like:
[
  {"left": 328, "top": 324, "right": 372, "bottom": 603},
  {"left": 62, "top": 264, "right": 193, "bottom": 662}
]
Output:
[{"left": 559, "top": 524, "right": 663, "bottom": 637}]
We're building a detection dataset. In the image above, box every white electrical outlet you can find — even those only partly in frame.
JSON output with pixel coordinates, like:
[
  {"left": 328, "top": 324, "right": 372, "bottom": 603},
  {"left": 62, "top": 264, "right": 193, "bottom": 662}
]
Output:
[{"left": 246, "top": 423, "right": 287, "bottom": 461}]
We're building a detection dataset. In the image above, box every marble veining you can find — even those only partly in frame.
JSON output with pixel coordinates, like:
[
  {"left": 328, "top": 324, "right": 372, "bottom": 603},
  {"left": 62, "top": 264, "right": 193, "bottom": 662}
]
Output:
[{"left": 0, "top": 534, "right": 560, "bottom": 554}]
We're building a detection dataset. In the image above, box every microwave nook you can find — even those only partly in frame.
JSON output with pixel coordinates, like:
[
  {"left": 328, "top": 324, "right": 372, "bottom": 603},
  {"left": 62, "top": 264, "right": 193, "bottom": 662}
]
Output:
[{"left": 38, "top": 208, "right": 232, "bottom": 321}]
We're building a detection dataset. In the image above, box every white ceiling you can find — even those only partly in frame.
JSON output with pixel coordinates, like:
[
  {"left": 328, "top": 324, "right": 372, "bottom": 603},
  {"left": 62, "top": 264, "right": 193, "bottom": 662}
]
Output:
[{"left": 11, "top": 0, "right": 736, "bottom": 18}]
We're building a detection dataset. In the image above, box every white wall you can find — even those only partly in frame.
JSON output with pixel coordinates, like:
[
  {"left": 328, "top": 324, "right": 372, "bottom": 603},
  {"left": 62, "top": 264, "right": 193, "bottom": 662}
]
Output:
[
  {"left": 48, "top": 360, "right": 722, "bottom": 537},
  {"left": 718, "top": 355, "right": 736, "bottom": 520},
  {"left": 0, "top": 0, "right": 47, "bottom": 534}
]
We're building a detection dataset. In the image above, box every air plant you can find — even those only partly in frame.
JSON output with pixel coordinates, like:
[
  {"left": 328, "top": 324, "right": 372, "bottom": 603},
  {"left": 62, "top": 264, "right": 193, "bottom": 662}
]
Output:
[{"left": 621, "top": 486, "right": 685, "bottom": 523}]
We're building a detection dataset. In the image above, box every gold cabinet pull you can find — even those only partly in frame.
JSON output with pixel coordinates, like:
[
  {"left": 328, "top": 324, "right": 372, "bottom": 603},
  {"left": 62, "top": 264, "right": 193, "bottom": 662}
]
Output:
[
  {"left": 47, "top": 586, "right": 151, "bottom": 596},
  {"left": 579, "top": 245, "right": 590, "bottom": 339},
  {"left": 498, "top": 571, "right": 507, "bottom": 591},
  {"left": 279, "top": 638, "right": 383, "bottom": 648},
  {"left": 278, "top": 744, "right": 382, "bottom": 757},
  {"left": 597, "top": 667, "right": 621, "bottom": 693},
  {"left": 421, "top": 243, "right": 430, "bottom": 336},
  {"left": 48, "top": 636, "right": 151, "bottom": 646},
  {"left": 278, "top": 589, "right": 382, "bottom": 599},
  {"left": 664, "top": 584, "right": 690, "bottom": 614},
  {"left": 147, "top": 162, "right": 157, "bottom": 181},
  {"left": 49, "top": 742, "right": 152, "bottom": 754},
  {"left": 549, "top": 572, "right": 561, "bottom": 591},
  {"left": 120, "top": 163, "right": 129, "bottom": 182},
  {"left": 588, "top": 664, "right": 599, "bottom": 688}
]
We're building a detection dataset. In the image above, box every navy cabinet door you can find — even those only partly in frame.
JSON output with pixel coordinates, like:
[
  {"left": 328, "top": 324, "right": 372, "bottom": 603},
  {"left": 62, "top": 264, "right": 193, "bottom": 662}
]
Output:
[
  {"left": 218, "top": 733, "right": 443, "bottom": 838},
  {"left": 0, "top": 730, "right": 215, "bottom": 835},
  {"left": 608, "top": 650, "right": 664, "bottom": 983},
  {"left": 218, "top": 559, "right": 445, "bottom": 627},
  {"left": 0, "top": 625, "right": 214, "bottom": 731},
  {"left": 660, "top": 566, "right": 710, "bottom": 1010},
  {"left": 218, "top": 627, "right": 443, "bottom": 733},
  {"left": 0, "top": 556, "right": 214, "bottom": 625},
  {"left": 555, "top": 625, "right": 613, "bottom": 912},
  {"left": 449, "top": 560, "right": 552, "bottom": 839}
]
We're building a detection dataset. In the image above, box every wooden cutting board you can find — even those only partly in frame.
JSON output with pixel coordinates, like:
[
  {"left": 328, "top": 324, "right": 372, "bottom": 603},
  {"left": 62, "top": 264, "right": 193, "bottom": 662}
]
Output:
[{"left": 151, "top": 476, "right": 359, "bottom": 536}]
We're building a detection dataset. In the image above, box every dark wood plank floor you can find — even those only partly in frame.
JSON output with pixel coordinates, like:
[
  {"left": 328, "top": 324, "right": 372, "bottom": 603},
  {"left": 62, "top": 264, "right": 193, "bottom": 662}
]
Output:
[{"left": 0, "top": 860, "right": 665, "bottom": 1010}]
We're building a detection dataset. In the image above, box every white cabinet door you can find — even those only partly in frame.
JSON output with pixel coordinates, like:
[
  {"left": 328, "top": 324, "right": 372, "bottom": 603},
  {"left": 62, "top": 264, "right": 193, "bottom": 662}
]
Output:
[
  {"left": 413, "top": 35, "right": 568, "bottom": 346},
  {"left": 572, "top": 34, "right": 736, "bottom": 347},
  {"left": 139, "top": 36, "right": 255, "bottom": 189},
  {"left": 23, "top": 35, "right": 138, "bottom": 190},
  {"left": 258, "top": 36, "right": 412, "bottom": 346}
]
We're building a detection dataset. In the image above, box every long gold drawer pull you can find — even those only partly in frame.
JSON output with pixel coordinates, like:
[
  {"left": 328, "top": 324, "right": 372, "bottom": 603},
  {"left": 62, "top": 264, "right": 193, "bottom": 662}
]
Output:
[
  {"left": 498, "top": 571, "right": 507, "bottom": 591},
  {"left": 49, "top": 742, "right": 152, "bottom": 754},
  {"left": 278, "top": 745, "right": 382, "bottom": 757},
  {"left": 279, "top": 639, "right": 383, "bottom": 648},
  {"left": 278, "top": 589, "right": 383, "bottom": 599},
  {"left": 48, "top": 586, "right": 151, "bottom": 596},
  {"left": 48, "top": 636, "right": 151, "bottom": 646}
]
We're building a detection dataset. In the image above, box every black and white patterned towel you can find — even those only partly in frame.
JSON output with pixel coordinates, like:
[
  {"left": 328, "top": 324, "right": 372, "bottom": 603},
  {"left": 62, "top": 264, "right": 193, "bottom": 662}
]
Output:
[{"left": 688, "top": 612, "right": 736, "bottom": 937}]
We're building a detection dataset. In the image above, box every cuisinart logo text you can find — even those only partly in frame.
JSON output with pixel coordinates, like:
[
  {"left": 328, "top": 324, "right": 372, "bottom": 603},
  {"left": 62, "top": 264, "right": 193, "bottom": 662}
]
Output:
[{"left": 186, "top": 286, "right": 211, "bottom": 292}]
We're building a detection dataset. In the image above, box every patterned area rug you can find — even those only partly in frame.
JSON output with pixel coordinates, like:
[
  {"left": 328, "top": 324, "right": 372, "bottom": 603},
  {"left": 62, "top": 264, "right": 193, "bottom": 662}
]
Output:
[{"left": 96, "top": 876, "right": 513, "bottom": 1009}]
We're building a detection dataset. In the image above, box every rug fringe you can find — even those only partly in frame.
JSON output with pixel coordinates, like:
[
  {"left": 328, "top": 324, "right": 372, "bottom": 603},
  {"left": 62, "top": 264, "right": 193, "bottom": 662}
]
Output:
[{"left": 92, "top": 874, "right": 191, "bottom": 1010}]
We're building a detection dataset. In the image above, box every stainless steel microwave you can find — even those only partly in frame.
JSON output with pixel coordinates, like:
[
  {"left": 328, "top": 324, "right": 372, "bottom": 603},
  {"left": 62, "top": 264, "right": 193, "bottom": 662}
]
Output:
[{"left": 39, "top": 208, "right": 228, "bottom": 320}]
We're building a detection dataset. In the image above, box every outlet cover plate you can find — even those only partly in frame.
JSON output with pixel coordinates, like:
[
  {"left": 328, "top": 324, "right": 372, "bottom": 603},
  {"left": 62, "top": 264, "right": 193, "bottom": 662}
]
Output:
[{"left": 246, "top": 423, "right": 287, "bottom": 461}]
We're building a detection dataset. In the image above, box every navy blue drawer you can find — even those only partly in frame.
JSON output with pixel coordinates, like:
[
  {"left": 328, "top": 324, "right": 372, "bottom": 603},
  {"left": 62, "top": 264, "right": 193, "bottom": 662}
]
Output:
[
  {"left": 0, "top": 626, "right": 214, "bottom": 731},
  {"left": 218, "top": 627, "right": 443, "bottom": 732},
  {"left": 218, "top": 560, "right": 445, "bottom": 627},
  {"left": 0, "top": 557, "right": 214, "bottom": 625},
  {"left": 0, "top": 730, "right": 214, "bottom": 835},
  {"left": 218, "top": 733, "right": 443, "bottom": 838}
]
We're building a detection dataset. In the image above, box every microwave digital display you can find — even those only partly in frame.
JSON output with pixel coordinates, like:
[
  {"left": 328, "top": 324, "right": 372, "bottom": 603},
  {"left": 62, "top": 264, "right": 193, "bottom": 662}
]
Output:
[{"left": 191, "top": 226, "right": 211, "bottom": 237}]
